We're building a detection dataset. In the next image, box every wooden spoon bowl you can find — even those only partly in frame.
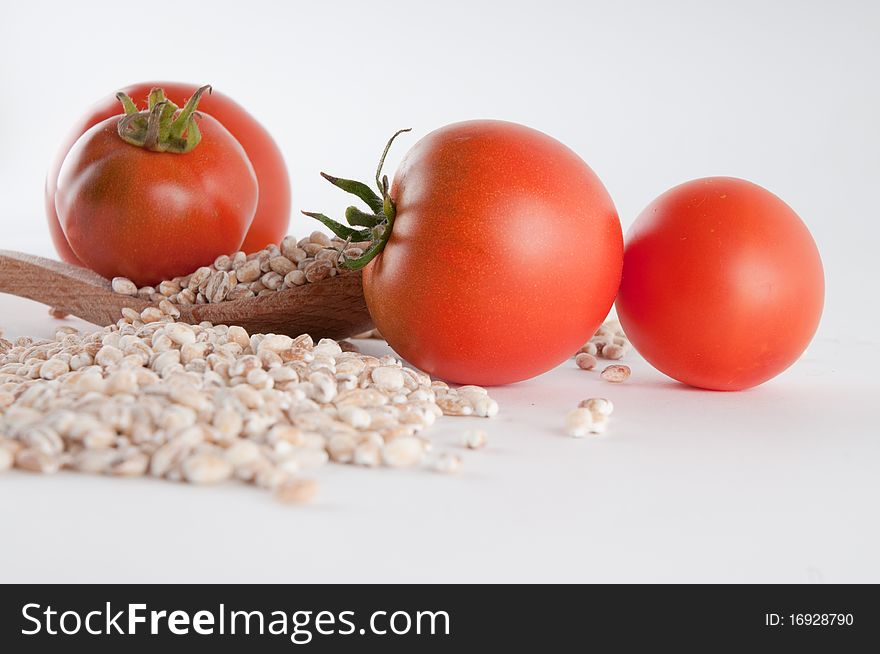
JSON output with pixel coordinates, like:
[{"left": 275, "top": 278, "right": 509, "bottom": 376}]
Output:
[{"left": 0, "top": 250, "right": 373, "bottom": 340}]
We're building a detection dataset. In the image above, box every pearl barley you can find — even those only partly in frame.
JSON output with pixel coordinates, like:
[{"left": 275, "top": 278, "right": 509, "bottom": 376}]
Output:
[
  {"left": 462, "top": 429, "right": 488, "bottom": 449},
  {"left": 601, "top": 365, "right": 631, "bottom": 383},
  {"left": 0, "top": 299, "right": 497, "bottom": 502},
  {"left": 578, "top": 397, "right": 614, "bottom": 417},
  {"left": 564, "top": 408, "right": 594, "bottom": 438}
]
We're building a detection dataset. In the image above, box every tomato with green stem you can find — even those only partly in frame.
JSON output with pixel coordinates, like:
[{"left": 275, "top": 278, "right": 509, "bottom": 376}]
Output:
[
  {"left": 55, "top": 85, "right": 259, "bottom": 287},
  {"left": 305, "top": 120, "right": 623, "bottom": 385},
  {"left": 46, "top": 81, "right": 289, "bottom": 264}
]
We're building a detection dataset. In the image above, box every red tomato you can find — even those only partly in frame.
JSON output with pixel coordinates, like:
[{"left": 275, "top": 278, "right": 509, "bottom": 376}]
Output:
[
  {"left": 616, "top": 177, "right": 824, "bottom": 391},
  {"left": 46, "top": 81, "right": 289, "bottom": 264},
  {"left": 363, "top": 120, "right": 622, "bottom": 385},
  {"left": 55, "top": 94, "right": 258, "bottom": 287}
]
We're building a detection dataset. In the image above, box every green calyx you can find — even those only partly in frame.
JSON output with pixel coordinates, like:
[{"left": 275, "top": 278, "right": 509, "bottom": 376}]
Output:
[
  {"left": 116, "top": 85, "right": 212, "bottom": 153},
  {"left": 303, "top": 128, "right": 411, "bottom": 270}
]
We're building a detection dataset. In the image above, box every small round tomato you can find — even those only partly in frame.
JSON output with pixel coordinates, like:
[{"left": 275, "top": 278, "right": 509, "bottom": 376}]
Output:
[
  {"left": 55, "top": 86, "right": 258, "bottom": 287},
  {"left": 306, "top": 120, "right": 623, "bottom": 385},
  {"left": 616, "top": 177, "right": 824, "bottom": 391},
  {"left": 46, "top": 81, "right": 290, "bottom": 264}
]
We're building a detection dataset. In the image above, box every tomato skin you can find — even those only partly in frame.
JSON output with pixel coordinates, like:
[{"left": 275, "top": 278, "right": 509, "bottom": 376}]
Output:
[
  {"left": 616, "top": 177, "right": 824, "bottom": 391},
  {"left": 46, "top": 82, "right": 289, "bottom": 264},
  {"left": 56, "top": 115, "right": 258, "bottom": 287},
  {"left": 363, "top": 120, "right": 623, "bottom": 386}
]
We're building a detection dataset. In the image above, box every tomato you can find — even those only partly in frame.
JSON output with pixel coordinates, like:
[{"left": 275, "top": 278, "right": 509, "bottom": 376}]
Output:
[
  {"left": 55, "top": 87, "right": 259, "bottom": 287},
  {"left": 308, "top": 120, "right": 623, "bottom": 385},
  {"left": 46, "top": 81, "right": 289, "bottom": 264},
  {"left": 616, "top": 177, "right": 824, "bottom": 391}
]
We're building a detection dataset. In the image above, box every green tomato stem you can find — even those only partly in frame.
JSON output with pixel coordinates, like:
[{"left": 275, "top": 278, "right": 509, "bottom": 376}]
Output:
[
  {"left": 147, "top": 88, "right": 168, "bottom": 110},
  {"left": 345, "top": 206, "right": 381, "bottom": 227},
  {"left": 143, "top": 101, "right": 167, "bottom": 151},
  {"left": 303, "top": 128, "right": 412, "bottom": 270},
  {"left": 115, "top": 84, "right": 210, "bottom": 154},
  {"left": 374, "top": 128, "right": 411, "bottom": 194},
  {"left": 169, "top": 85, "right": 211, "bottom": 140},
  {"left": 301, "top": 212, "right": 372, "bottom": 241},
  {"left": 116, "top": 93, "right": 139, "bottom": 115},
  {"left": 321, "top": 173, "right": 385, "bottom": 214}
]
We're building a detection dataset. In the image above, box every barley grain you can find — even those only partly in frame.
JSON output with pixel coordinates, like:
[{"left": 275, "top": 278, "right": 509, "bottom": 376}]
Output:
[
  {"left": 158, "top": 280, "right": 181, "bottom": 296},
  {"left": 39, "top": 358, "right": 69, "bottom": 380},
  {"left": 575, "top": 352, "right": 598, "bottom": 370},
  {"left": 140, "top": 307, "right": 164, "bottom": 323},
  {"left": 327, "top": 434, "right": 356, "bottom": 463},
  {"left": 309, "top": 231, "right": 331, "bottom": 247},
  {"left": 602, "top": 344, "right": 628, "bottom": 360},
  {"left": 0, "top": 442, "right": 14, "bottom": 471},
  {"left": 564, "top": 408, "right": 594, "bottom": 438},
  {"left": 213, "top": 254, "right": 232, "bottom": 271},
  {"left": 427, "top": 452, "right": 463, "bottom": 474},
  {"left": 350, "top": 440, "right": 379, "bottom": 467},
  {"left": 304, "top": 260, "right": 332, "bottom": 283},
  {"left": 462, "top": 429, "right": 488, "bottom": 449},
  {"left": 275, "top": 478, "right": 318, "bottom": 503},
  {"left": 382, "top": 436, "right": 425, "bottom": 467},
  {"left": 371, "top": 366, "right": 405, "bottom": 392},
  {"left": 182, "top": 452, "right": 234, "bottom": 484},
  {"left": 601, "top": 365, "right": 631, "bottom": 383},
  {"left": 579, "top": 397, "right": 614, "bottom": 417},
  {"left": 269, "top": 256, "right": 295, "bottom": 275},
  {"left": 470, "top": 396, "right": 499, "bottom": 418},
  {"left": 111, "top": 277, "right": 137, "bottom": 296},
  {"left": 159, "top": 299, "right": 180, "bottom": 318}
]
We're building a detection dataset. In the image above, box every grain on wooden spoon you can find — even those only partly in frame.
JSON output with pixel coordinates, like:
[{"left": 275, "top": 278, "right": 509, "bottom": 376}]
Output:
[{"left": 0, "top": 250, "right": 373, "bottom": 339}]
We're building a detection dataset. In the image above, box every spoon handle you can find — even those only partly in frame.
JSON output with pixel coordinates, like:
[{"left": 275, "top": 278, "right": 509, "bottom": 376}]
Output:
[{"left": 0, "top": 249, "right": 149, "bottom": 325}]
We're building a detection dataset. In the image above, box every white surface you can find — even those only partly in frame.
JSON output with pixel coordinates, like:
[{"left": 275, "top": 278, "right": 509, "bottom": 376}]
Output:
[
  {"left": 1, "top": 0, "right": 879, "bottom": 582},
  {"left": 0, "top": 295, "right": 878, "bottom": 583}
]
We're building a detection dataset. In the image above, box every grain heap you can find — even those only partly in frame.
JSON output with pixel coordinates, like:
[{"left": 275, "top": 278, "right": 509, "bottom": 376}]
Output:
[
  {"left": 0, "top": 305, "right": 497, "bottom": 503},
  {"left": 110, "top": 232, "right": 359, "bottom": 305},
  {"left": 571, "top": 320, "right": 633, "bottom": 385}
]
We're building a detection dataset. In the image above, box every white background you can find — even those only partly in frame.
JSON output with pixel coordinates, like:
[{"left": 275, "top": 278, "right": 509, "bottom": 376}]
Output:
[{"left": 1, "top": 0, "right": 878, "bottom": 582}]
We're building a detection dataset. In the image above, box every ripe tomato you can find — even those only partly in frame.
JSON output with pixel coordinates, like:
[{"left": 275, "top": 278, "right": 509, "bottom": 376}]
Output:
[
  {"left": 55, "top": 87, "right": 259, "bottom": 287},
  {"left": 308, "top": 120, "right": 623, "bottom": 385},
  {"left": 46, "top": 81, "right": 289, "bottom": 264},
  {"left": 616, "top": 177, "right": 824, "bottom": 391}
]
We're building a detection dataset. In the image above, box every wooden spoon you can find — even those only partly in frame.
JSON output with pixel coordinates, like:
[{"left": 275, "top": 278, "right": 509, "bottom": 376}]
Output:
[{"left": 0, "top": 250, "right": 373, "bottom": 340}]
